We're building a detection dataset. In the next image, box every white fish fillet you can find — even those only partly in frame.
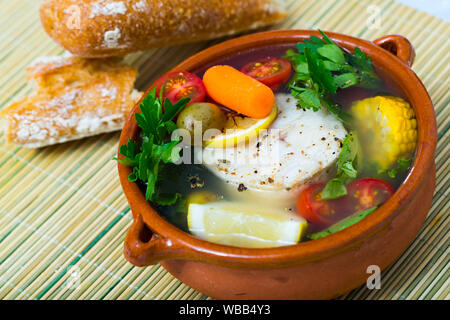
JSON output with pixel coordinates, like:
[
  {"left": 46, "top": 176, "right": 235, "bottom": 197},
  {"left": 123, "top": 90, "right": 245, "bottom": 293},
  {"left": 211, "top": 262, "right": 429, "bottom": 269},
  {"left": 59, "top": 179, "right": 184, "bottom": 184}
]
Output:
[{"left": 200, "top": 93, "right": 347, "bottom": 207}]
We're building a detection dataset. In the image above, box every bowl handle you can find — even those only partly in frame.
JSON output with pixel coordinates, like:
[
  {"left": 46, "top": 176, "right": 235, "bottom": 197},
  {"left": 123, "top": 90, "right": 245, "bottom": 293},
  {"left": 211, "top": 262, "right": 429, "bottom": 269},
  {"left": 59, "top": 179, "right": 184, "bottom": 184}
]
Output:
[
  {"left": 124, "top": 213, "right": 180, "bottom": 266},
  {"left": 373, "top": 35, "right": 415, "bottom": 67}
]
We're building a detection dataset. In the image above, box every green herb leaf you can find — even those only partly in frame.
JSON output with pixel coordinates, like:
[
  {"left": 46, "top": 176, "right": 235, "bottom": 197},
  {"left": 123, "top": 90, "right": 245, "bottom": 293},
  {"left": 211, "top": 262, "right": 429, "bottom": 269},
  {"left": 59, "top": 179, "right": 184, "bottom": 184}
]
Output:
[
  {"left": 162, "top": 97, "right": 190, "bottom": 123},
  {"left": 322, "top": 60, "right": 341, "bottom": 71},
  {"left": 321, "top": 178, "right": 347, "bottom": 200},
  {"left": 296, "top": 35, "right": 324, "bottom": 54},
  {"left": 128, "top": 167, "right": 139, "bottom": 182},
  {"left": 322, "top": 131, "right": 360, "bottom": 199},
  {"left": 163, "top": 121, "right": 179, "bottom": 134},
  {"left": 379, "top": 157, "right": 412, "bottom": 178},
  {"left": 304, "top": 47, "right": 338, "bottom": 94},
  {"left": 113, "top": 89, "right": 190, "bottom": 205},
  {"left": 307, "top": 206, "right": 378, "bottom": 240},
  {"left": 317, "top": 44, "right": 346, "bottom": 64},
  {"left": 318, "top": 30, "right": 335, "bottom": 45},
  {"left": 340, "top": 161, "right": 358, "bottom": 178},
  {"left": 334, "top": 73, "right": 358, "bottom": 88},
  {"left": 154, "top": 138, "right": 183, "bottom": 164},
  {"left": 321, "top": 99, "right": 353, "bottom": 124},
  {"left": 113, "top": 139, "right": 139, "bottom": 166},
  {"left": 337, "top": 131, "right": 359, "bottom": 175},
  {"left": 350, "top": 47, "right": 374, "bottom": 72},
  {"left": 287, "top": 30, "right": 382, "bottom": 119},
  {"left": 291, "top": 87, "right": 322, "bottom": 111},
  {"left": 144, "top": 162, "right": 158, "bottom": 201},
  {"left": 346, "top": 47, "right": 382, "bottom": 89},
  {"left": 154, "top": 192, "right": 182, "bottom": 206}
]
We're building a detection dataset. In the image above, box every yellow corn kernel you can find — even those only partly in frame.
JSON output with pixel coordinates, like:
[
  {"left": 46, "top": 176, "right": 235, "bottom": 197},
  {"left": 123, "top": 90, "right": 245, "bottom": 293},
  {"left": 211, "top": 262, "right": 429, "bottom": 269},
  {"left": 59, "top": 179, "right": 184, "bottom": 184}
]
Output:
[{"left": 350, "top": 96, "right": 417, "bottom": 169}]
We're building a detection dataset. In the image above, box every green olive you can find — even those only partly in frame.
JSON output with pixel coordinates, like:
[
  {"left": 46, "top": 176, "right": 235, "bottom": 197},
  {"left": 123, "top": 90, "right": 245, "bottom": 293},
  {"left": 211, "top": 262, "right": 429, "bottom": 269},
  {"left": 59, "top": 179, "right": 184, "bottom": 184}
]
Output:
[{"left": 176, "top": 102, "right": 227, "bottom": 138}]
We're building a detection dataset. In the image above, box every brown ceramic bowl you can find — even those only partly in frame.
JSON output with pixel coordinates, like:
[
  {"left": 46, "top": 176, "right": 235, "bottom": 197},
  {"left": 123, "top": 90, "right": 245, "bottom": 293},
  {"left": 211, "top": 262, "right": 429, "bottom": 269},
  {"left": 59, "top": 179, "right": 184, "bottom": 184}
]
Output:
[{"left": 117, "top": 30, "right": 437, "bottom": 299}]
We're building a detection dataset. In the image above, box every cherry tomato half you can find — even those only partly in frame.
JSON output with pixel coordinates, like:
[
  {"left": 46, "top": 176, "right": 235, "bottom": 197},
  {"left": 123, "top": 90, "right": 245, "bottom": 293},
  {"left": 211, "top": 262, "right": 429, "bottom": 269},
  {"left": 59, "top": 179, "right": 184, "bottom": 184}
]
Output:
[
  {"left": 296, "top": 178, "right": 395, "bottom": 228},
  {"left": 345, "top": 178, "right": 395, "bottom": 212},
  {"left": 296, "top": 184, "right": 345, "bottom": 227},
  {"left": 240, "top": 57, "right": 292, "bottom": 91},
  {"left": 153, "top": 71, "right": 206, "bottom": 105}
]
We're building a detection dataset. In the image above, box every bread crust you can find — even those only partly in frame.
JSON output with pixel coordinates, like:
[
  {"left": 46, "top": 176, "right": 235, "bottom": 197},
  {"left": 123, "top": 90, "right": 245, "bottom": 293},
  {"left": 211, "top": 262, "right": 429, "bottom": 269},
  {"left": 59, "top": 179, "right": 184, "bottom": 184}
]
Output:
[
  {"left": 0, "top": 56, "right": 141, "bottom": 148},
  {"left": 40, "top": 0, "right": 287, "bottom": 58}
]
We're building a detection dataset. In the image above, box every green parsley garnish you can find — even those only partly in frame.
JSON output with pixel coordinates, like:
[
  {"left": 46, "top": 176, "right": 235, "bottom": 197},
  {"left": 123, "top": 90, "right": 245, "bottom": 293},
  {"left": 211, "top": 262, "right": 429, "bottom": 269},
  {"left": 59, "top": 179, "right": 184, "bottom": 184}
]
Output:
[
  {"left": 307, "top": 206, "right": 378, "bottom": 240},
  {"left": 285, "top": 30, "right": 382, "bottom": 199},
  {"left": 321, "top": 130, "right": 360, "bottom": 200},
  {"left": 285, "top": 30, "right": 382, "bottom": 123},
  {"left": 378, "top": 157, "right": 413, "bottom": 179},
  {"left": 114, "top": 89, "right": 190, "bottom": 205}
]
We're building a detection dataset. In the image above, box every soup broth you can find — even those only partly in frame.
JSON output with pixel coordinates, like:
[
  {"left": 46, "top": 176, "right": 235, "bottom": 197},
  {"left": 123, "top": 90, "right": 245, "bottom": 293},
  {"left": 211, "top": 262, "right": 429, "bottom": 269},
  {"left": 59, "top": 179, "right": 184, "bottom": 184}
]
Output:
[{"left": 130, "top": 37, "right": 416, "bottom": 247}]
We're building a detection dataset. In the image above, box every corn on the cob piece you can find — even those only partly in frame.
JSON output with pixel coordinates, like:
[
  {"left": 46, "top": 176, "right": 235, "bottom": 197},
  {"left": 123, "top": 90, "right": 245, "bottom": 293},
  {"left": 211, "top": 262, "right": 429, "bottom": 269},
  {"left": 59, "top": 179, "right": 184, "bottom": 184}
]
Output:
[{"left": 350, "top": 96, "right": 417, "bottom": 169}]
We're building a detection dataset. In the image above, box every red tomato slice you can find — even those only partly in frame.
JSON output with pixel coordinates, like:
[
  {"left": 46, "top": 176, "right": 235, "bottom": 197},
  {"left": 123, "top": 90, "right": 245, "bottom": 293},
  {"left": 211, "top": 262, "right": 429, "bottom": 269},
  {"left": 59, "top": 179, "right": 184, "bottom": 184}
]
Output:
[
  {"left": 240, "top": 57, "right": 292, "bottom": 90},
  {"left": 296, "top": 184, "right": 345, "bottom": 227},
  {"left": 153, "top": 71, "right": 206, "bottom": 105},
  {"left": 345, "top": 178, "right": 395, "bottom": 212}
]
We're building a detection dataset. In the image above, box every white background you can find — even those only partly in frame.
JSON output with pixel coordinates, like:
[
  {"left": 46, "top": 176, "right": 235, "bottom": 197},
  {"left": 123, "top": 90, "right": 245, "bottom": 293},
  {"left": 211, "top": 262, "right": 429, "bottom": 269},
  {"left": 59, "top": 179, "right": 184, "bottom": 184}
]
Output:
[{"left": 397, "top": 0, "right": 449, "bottom": 21}]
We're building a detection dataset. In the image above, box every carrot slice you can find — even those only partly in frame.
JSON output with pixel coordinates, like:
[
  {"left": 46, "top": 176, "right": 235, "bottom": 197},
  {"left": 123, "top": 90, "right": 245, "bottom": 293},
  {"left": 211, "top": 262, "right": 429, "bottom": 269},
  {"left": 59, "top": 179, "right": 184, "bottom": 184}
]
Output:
[{"left": 203, "top": 65, "right": 275, "bottom": 118}]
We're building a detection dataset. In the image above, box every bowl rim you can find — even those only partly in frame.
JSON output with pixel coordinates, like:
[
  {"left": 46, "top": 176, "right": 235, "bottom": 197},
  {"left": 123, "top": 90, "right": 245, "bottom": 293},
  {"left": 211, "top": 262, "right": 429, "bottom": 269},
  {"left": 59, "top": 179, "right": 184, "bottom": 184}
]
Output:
[{"left": 118, "top": 29, "right": 437, "bottom": 268}]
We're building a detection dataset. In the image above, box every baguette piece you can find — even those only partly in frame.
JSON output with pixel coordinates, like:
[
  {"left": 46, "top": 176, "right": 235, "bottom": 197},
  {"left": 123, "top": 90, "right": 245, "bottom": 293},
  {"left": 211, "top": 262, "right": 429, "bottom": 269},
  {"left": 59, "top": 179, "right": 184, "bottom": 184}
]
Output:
[
  {"left": 0, "top": 55, "right": 141, "bottom": 148},
  {"left": 40, "top": 0, "right": 287, "bottom": 58}
]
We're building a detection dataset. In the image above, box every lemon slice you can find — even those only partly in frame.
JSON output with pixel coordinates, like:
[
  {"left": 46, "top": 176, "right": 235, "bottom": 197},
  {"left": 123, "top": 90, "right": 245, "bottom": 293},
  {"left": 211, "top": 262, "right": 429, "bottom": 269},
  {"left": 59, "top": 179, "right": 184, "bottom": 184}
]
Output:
[
  {"left": 204, "top": 105, "right": 278, "bottom": 148},
  {"left": 187, "top": 201, "right": 307, "bottom": 248}
]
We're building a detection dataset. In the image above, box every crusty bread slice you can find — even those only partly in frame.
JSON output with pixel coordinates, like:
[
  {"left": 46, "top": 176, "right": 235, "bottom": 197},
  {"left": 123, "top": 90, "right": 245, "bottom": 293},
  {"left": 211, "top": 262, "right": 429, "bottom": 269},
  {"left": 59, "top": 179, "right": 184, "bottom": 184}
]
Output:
[
  {"left": 0, "top": 55, "right": 141, "bottom": 148},
  {"left": 40, "top": 0, "right": 287, "bottom": 58}
]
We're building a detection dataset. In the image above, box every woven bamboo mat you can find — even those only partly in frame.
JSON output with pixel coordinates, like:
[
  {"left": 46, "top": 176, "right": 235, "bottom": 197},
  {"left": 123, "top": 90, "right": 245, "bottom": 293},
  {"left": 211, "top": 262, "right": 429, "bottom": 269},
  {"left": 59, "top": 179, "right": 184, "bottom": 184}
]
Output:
[{"left": 0, "top": 0, "right": 448, "bottom": 300}]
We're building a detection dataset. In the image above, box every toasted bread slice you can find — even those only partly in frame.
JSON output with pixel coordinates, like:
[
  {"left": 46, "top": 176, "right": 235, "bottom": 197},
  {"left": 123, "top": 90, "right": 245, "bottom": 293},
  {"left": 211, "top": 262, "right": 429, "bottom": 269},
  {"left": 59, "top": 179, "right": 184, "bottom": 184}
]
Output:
[{"left": 1, "top": 55, "right": 141, "bottom": 148}]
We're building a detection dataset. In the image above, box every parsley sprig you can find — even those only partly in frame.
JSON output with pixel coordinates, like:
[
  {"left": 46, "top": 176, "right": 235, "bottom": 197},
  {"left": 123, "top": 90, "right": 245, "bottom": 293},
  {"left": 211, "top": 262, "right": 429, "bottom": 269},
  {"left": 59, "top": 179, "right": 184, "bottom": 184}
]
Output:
[
  {"left": 321, "top": 130, "right": 361, "bottom": 200},
  {"left": 285, "top": 31, "right": 381, "bottom": 199},
  {"left": 378, "top": 157, "right": 412, "bottom": 179},
  {"left": 114, "top": 89, "right": 189, "bottom": 205},
  {"left": 285, "top": 30, "right": 382, "bottom": 123}
]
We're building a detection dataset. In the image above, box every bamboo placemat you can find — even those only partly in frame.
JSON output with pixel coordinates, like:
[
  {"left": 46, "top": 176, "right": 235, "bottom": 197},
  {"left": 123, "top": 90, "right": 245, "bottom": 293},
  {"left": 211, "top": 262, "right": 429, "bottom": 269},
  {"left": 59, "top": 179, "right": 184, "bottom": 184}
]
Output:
[{"left": 0, "top": 0, "right": 448, "bottom": 300}]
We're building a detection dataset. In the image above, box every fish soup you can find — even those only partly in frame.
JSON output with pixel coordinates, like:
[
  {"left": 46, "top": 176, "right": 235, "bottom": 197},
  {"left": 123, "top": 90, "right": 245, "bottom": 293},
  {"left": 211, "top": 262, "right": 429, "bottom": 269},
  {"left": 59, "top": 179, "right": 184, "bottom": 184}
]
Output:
[{"left": 119, "top": 31, "right": 417, "bottom": 248}]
